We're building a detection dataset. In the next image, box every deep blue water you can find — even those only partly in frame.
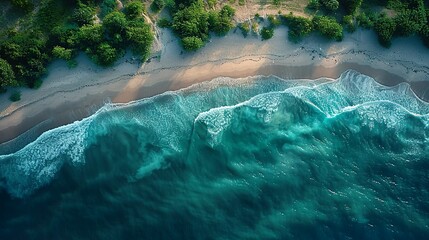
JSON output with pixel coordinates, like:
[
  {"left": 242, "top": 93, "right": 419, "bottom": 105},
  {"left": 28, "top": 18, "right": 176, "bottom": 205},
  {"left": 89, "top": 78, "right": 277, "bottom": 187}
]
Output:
[{"left": 0, "top": 70, "right": 428, "bottom": 239}]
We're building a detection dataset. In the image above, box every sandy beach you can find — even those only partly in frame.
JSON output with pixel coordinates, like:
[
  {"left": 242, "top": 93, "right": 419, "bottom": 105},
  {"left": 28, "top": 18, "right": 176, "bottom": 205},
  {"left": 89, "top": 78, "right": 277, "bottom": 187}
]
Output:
[{"left": 1, "top": 25, "right": 429, "bottom": 152}]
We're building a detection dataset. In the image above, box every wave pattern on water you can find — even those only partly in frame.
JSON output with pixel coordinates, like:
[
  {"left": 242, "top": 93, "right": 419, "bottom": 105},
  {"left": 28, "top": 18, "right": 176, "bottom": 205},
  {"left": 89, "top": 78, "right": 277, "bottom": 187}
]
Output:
[{"left": 0, "top": 70, "right": 428, "bottom": 239}]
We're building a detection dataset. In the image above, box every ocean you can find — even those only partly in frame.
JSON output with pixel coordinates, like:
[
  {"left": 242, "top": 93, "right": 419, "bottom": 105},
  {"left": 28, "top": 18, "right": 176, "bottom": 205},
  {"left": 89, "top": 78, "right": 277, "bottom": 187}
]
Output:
[{"left": 0, "top": 70, "right": 428, "bottom": 239}]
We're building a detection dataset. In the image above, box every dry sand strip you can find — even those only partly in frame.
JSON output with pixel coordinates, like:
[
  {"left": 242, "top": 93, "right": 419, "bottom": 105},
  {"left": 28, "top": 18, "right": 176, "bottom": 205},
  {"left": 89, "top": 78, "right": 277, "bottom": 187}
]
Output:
[{"left": 1, "top": 27, "right": 429, "bottom": 150}]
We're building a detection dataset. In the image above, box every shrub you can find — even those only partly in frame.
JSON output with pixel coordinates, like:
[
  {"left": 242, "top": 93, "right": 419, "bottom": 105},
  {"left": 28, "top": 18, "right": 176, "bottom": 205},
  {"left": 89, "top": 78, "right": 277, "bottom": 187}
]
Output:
[
  {"left": 126, "top": 23, "right": 154, "bottom": 60},
  {"left": 172, "top": 2, "right": 209, "bottom": 41},
  {"left": 150, "top": 0, "right": 165, "bottom": 13},
  {"left": 307, "top": 0, "right": 320, "bottom": 10},
  {"left": 394, "top": 9, "right": 425, "bottom": 37},
  {"left": 208, "top": 5, "right": 235, "bottom": 36},
  {"left": 94, "top": 42, "right": 118, "bottom": 66},
  {"left": 157, "top": 18, "right": 172, "bottom": 28},
  {"left": 283, "top": 14, "right": 313, "bottom": 42},
  {"left": 182, "top": 36, "right": 204, "bottom": 51},
  {"left": 268, "top": 15, "right": 281, "bottom": 27},
  {"left": 0, "top": 58, "right": 17, "bottom": 88},
  {"left": 11, "top": 0, "right": 33, "bottom": 12},
  {"left": 32, "top": 79, "right": 43, "bottom": 89},
  {"left": 52, "top": 46, "right": 73, "bottom": 60},
  {"left": 340, "top": 0, "right": 363, "bottom": 15},
  {"left": 343, "top": 15, "right": 356, "bottom": 32},
  {"left": 356, "top": 12, "right": 373, "bottom": 29},
  {"left": 9, "top": 90, "right": 21, "bottom": 102},
  {"left": 421, "top": 21, "right": 429, "bottom": 48},
  {"left": 238, "top": 21, "right": 251, "bottom": 37},
  {"left": 374, "top": 14, "right": 396, "bottom": 47},
  {"left": 67, "top": 59, "right": 78, "bottom": 68},
  {"left": 100, "top": 0, "right": 117, "bottom": 18},
  {"left": 124, "top": 1, "right": 145, "bottom": 19},
  {"left": 312, "top": 16, "right": 343, "bottom": 41},
  {"left": 103, "top": 11, "right": 128, "bottom": 35},
  {"left": 76, "top": 24, "right": 104, "bottom": 47},
  {"left": 72, "top": 3, "right": 95, "bottom": 26},
  {"left": 260, "top": 27, "right": 274, "bottom": 40},
  {"left": 321, "top": 0, "right": 339, "bottom": 11},
  {"left": 251, "top": 21, "right": 259, "bottom": 34},
  {"left": 208, "top": 0, "right": 217, "bottom": 8}
]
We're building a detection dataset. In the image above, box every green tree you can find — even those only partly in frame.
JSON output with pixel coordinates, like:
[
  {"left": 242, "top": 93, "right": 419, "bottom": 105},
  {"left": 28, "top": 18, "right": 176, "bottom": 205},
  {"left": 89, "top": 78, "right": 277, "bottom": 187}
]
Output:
[
  {"left": 268, "top": 15, "right": 281, "bottom": 27},
  {"left": 172, "top": 1, "right": 209, "bottom": 41},
  {"left": 150, "top": 0, "right": 165, "bottom": 13},
  {"left": 11, "top": 0, "right": 33, "bottom": 12},
  {"left": 343, "top": 15, "right": 356, "bottom": 32},
  {"left": 421, "top": 26, "right": 429, "bottom": 48},
  {"left": 321, "top": 0, "right": 339, "bottom": 11},
  {"left": 103, "top": 11, "right": 128, "bottom": 35},
  {"left": 157, "top": 18, "right": 171, "bottom": 28},
  {"left": 94, "top": 42, "right": 118, "bottom": 66},
  {"left": 126, "top": 23, "right": 154, "bottom": 59},
  {"left": 52, "top": 46, "right": 73, "bottom": 60},
  {"left": 100, "top": 0, "right": 118, "bottom": 18},
  {"left": 313, "top": 16, "right": 343, "bottom": 41},
  {"left": 72, "top": 3, "right": 95, "bottom": 26},
  {"left": 76, "top": 24, "right": 104, "bottom": 48},
  {"left": 0, "top": 58, "right": 17, "bottom": 88},
  {"left": 208, "top": 5, "right": 235, "bottom": 35},
  {"left": 260, "top": 27, "right": 274, "bottom": 40},
  {"left": 1, "top": 43, "right": 23, "bottom": 63},
  {"left": 356, "top": 12, "right": 373, "bottom": 28},
  {"left": 182, "top": 36, "right": 204, "bottom": 51},
  {"left": 9, "top": 91, "right": 21, "bottom": 102},
  {"left": 307, "top": 0, "right": 320, "bottom": 10},
  {"left": 283, "top": 14, "right": 313, "bottom": 42},
  {"left": 340, "top": 0, "right": 363, "bottom": 15},
  {"left": 374, "top": 14, "right": 396, "bottom": 47},
  {"left": 124, "top": 1, "right": 145, "bottom": 19},
  {"left": 238, "top": 21, "right": 251, "bottom": 37},
  {"left": 0, "top": 31, "right": 49, "bottom": 86},
  {"left": 207, "top": 0, "right": 216, "bottom": 8},
  {"left": 394, "top": 8, "right": 426, "bottom": 37},
  {"left": 50, "top": 26, "right": 79, "bottom": 49},
  {"left": 220, "top": 4, "right": 235, "bottom": 18}
]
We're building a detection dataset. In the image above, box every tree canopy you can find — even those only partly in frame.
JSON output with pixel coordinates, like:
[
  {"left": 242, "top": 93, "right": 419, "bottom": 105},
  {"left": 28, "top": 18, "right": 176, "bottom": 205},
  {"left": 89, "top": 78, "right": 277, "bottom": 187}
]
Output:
[
  {"left": 0, "top": 0, "right": 154, "bottom": 91},
  {"left": 182, "top": 36, "right": 205, "bottom": 51},
  {"left": 0, "top": 59, "right": 17, "bottom": 89},
  {"left": 283, "top": 14, "right": 313, "bottom": 42},
  {"left": 260, "top": 27, "right": 274, "bottom": 40},
  {"left": 172, "top": 1, "right": 209, "bottom": 41},
  {"left": 125, "top": 1, "right": 145, "bottom": 20},
  {"left": 171, "top": 1, "right": 235, "bottom": 51},
  {"left": 374, "top": 14, "right": 396, "bottom": 47},
  {"left": 313, "top": 16, "right": 343, "bottom": 41}
]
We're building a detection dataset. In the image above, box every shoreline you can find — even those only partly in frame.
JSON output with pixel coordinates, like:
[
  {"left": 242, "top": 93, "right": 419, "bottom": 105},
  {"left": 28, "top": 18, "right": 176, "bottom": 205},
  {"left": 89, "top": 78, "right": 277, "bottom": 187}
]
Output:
[{"left": 1, "top": 27, "right": 429, "bottom": 151}]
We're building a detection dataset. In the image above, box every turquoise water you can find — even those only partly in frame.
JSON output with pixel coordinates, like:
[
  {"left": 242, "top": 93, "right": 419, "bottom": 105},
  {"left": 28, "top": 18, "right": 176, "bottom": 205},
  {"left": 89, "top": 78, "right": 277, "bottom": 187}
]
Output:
[{"left": 1, "top": 70, "right": 428, "bottom": 239}]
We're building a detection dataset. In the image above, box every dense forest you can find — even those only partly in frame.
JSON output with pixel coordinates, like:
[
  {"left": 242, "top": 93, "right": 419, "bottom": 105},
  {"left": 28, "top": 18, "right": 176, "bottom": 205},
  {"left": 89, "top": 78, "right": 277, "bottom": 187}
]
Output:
[{"left": 1, "top": 0, "right": 429, "bottom": 100}]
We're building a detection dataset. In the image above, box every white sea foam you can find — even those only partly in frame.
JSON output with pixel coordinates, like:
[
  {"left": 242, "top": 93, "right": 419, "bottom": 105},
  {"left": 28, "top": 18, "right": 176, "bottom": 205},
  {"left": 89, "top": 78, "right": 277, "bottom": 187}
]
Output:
[
  {"left": 0, "top": 117, "right": 92, "bottom": 198},
  {"left": 1, "top": 70, "right": 428, "bottom": 198}
]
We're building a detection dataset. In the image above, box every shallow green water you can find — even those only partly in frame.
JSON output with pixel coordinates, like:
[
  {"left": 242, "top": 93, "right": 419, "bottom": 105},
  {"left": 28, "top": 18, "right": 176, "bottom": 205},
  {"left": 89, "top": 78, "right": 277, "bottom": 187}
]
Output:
[{"left": 1, "top": 70, "right": 428, "bottom": 239}]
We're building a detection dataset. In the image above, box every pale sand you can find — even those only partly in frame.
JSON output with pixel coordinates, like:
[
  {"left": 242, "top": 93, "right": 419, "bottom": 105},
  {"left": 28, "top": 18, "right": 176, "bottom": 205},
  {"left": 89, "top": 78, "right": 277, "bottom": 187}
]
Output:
[{"left": 1, "top": 26, "right": 429, "bottom": 151}]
